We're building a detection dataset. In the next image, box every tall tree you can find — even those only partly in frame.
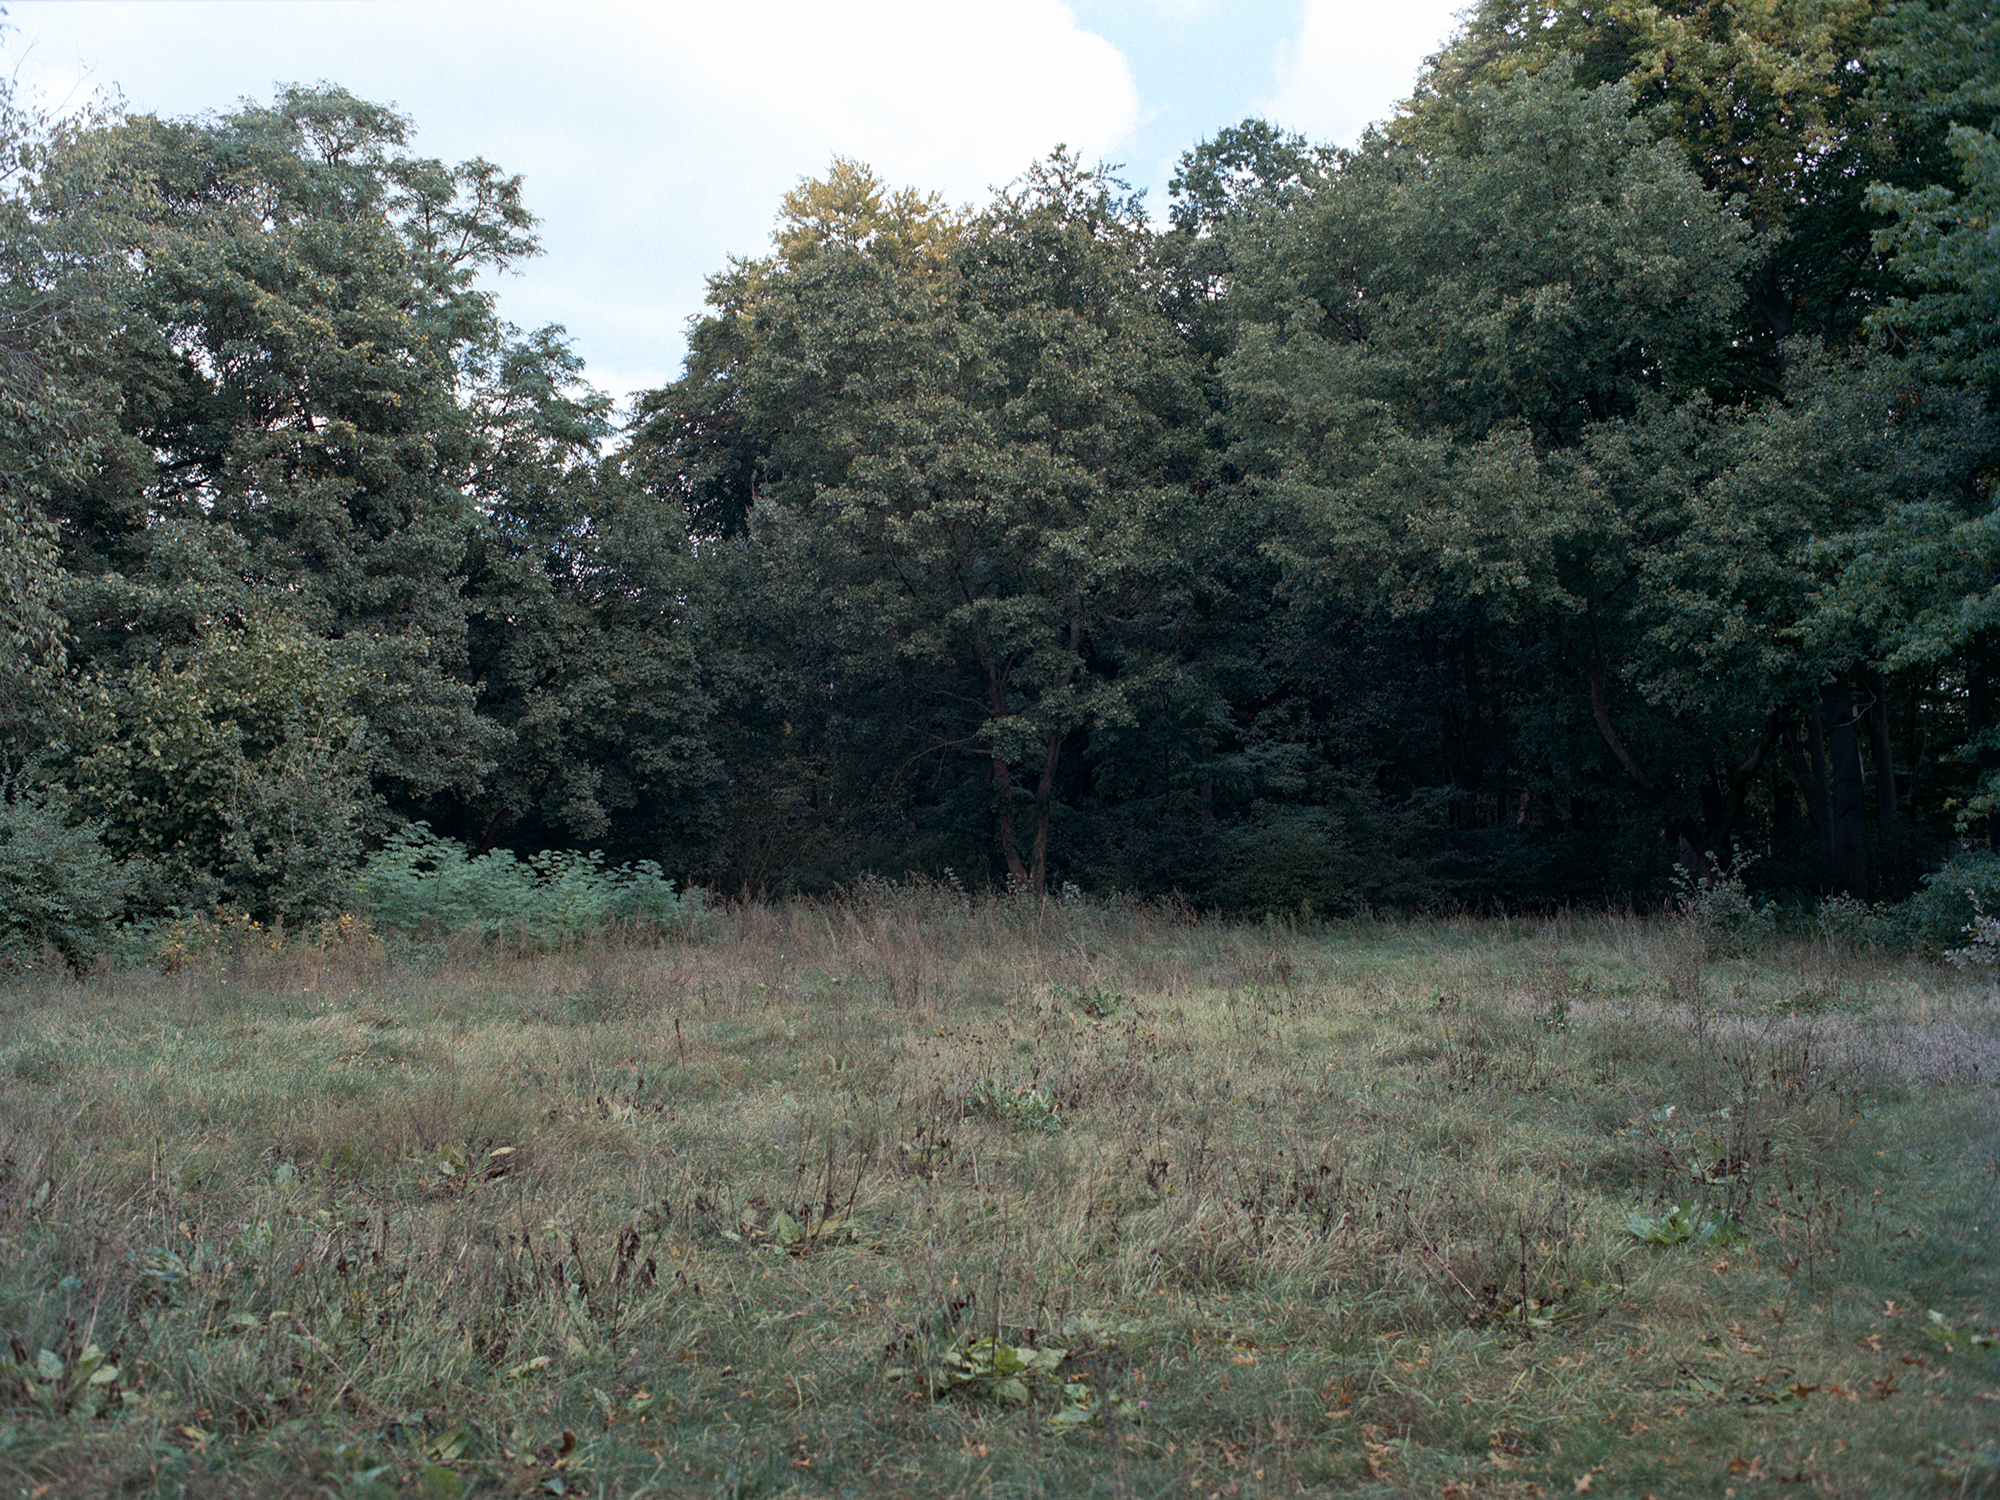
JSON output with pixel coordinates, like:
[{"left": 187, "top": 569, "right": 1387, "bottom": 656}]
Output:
[
  {"left": 638, "top": 156, "right": 1215, "bottom": 892},
  {"left": 23, "top": 85, "right": 713, "bottom": 910},
  {"left": 454, "top": 329, "right": 725, "bottom": 867},
  {"left": 1405, "top": 0, "right": 1900, "bottom": 386},
  {"left": 0, "top": 75, "right": 128, "bottom": 761}
]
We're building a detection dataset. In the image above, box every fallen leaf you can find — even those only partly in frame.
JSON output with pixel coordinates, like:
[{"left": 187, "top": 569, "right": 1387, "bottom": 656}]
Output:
[{"left": 1361, "top": 1424, "right": 1397, "bottom": 1479}]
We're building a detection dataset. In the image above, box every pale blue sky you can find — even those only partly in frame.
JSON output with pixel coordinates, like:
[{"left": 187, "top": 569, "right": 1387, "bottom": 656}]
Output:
[{"left": 3, "top": 1, "right": 1466, "bottom": 408}]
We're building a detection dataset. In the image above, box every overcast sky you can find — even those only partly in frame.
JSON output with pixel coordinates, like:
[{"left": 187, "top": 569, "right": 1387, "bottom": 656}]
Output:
[{"left": 3, "top": 0, "right": 1466, "bottom": 410}]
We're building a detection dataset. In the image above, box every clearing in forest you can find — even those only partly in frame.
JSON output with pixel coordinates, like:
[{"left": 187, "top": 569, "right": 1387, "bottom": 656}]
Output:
[{"left": 1, "top": 892, "right": 1995, "bottom": 1498}]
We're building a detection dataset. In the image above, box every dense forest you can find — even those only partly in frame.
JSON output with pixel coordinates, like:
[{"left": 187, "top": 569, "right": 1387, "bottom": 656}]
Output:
[{"left": 3, "top": 0, "right": 1998, "bottom": 947}]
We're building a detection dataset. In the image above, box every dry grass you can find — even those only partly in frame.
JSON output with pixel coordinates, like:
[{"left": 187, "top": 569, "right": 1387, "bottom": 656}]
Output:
[{"left": 1, "top": 888, "right": 1996, "bottom": 1497}]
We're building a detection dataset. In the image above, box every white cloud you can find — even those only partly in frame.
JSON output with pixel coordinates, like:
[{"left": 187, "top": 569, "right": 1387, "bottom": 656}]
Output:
[
  {"left": 1255, "top": 0, "right": 1464, "bottom": 148},
  {"left": 5, "top": 0, "right": 1140, "bottom": 397}
]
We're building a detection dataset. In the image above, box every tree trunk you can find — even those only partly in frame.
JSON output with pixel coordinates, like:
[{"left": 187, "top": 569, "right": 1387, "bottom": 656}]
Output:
[
  {"left": 1905, "top": 675, "right": 1925, "bottom": 837},
  {"left": 1437, "top": 629, "right": 1483, "bottom": 831},
  {"left": 989, "top": 751, "right": 1030, "bottom": 890},
  {"left": 1822, "top": 679, "right": 1869, "bottom": 899},
  {"left": 1026, "top": 729, "right": 1063, "bottom": 896},
  {"left": 971, "top": 637, "right": 1032, "bottom": 890},
  {"left": 1865, "top": 668, "right": 1897, "bottom": 834},
  {"left": 1865, "top": 667, "right": 1900, "bottom": 887},
  {"left": 1553, "top": 620, "right": 1778, "bottom": 878},
  {"left": 1802, "top": 703, "right": 1835, "bottom": 879},
  {"left": 1971, "top": 646, "right": 2000, "bottom": 850},
  {"left": 1781, "top": 722, "right": 1830, "bottom": 869}
]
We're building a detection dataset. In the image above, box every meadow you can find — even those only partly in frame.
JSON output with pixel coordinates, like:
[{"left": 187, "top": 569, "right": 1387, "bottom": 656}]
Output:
[{"left": 1, "top": 887, "right": 1995, "bottom": 1498}]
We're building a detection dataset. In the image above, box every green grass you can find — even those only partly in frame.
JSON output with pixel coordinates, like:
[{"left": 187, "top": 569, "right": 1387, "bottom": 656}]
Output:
[{"left": 0, "top": 892, "right": 1995, "bottom": 1497}]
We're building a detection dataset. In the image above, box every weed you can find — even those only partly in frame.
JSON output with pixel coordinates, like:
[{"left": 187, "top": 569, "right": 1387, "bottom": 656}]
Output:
[
  {"left": 929, "top": 1334, "right": 1068, "bottom": 1405},
  {"left": 1059, "top": 983, "right": 1130, "bottom": 1019},
  {"left": 1625, "top": 1199, "right": 1745, "bottom": 1247},
  {"left": 965, "top": 1079, "right": 1063, "bottom": 1133}
]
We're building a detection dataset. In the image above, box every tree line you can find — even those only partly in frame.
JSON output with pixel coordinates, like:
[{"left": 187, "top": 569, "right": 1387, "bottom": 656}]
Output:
[{"left": 2, "top": 0, "right": 1997, "bottom": 950}]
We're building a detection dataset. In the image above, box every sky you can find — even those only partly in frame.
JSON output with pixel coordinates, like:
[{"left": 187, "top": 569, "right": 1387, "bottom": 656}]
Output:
[{"left": 2, "top": 0, "right": 1467, "bottom": 411}]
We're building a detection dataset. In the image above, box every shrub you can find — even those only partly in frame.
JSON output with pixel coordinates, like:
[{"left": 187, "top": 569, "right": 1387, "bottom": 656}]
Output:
[
  {"left": 1815, "top": 893, "right": 1901, "bottom": 950},
  {"left": 1672, "top": 859, "right": 1774, "bottom": 953},
  {"left": 62, "top": 615, "right": 369, "bottom": 921},
  {"left": 355, "top": 823, "right": 701, "bottom": 946},
  {"left": 1901, "top": 851, "right": 2000, "bottom": 955},
  {"left": 0, "top": 779, "right": 134, "bottom": 970}
]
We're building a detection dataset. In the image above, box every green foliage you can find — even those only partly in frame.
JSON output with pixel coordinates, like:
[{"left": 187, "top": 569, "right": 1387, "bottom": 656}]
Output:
[
  {"left": 1624, "top": 1200, "right": 1745, "bottom": 1248},
  {"left": 2, "top": 1341, "right": 122, "bottom": 1420},
  {"left": 1227, "top": 64, "right": 1750, "bottom": 455},
  {"left": 1212, "top": 794, "right": 1439, "bottom": 916},
  {"left": 1815, "top": 893, "right": 1904, "bottom": 951},
  {"left": 1168, "top": 117, "right": 1332, "bottom": 235},
  {"left": 1943, "top": 890, "right": 2000, "bottom": 970},
  {"left": 1058, "top": 983, "right": 1129, "bottom": 1019},
  {"left": 0, "top": 779, "right": 132, "bottom": 969},
  {"left": 1923, "top": 1308, "right": 2000, "bottom": 1353},
  {"left": 1672, "top": 862, "right": 1776, "bottom": 952},
  {"left": 718, "top": 1205, "right": 854, "bottom": 1256},
  {"left": 1869, "top": 124, "right": 2000, "bottom": 397},
  {"left": 1902, "top": 852, "right": 2000, "bottom": 954},
  {"left": 1047, "top": 1379, "right": 1144, "bottom": 1432},
  {"left": 355, "top": 823, "right": 700, "bottom": 944},
  {"left": 657, "top": 150, "right": 1216, "bottom": 895},
  {"left": 459, "top": 346, "right": 725, "bottom": 865},
  {"left": 48, "top": 86, "right": 529, "bottom": 806},
  {"left": 0, "top": 496, "right": 67, "bottom": 755},
  {"left": 1408, "top": 0, "right": 1893, "bottom": 380},
  {"left": 61, "top": 613, "right": 368, "bottom": 919},
  {"left": 931, "top": 1336, "right": 1068, "bottom": 1406},
  {"left": 965, "top": 1079, "right": 1063, "bottom": 1133},
  {"left": 9, "top": 28, "right": 1995, "bottom": 923}
]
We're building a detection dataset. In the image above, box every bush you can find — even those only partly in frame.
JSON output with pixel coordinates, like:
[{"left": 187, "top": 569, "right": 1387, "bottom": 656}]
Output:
[
  {"left": 1815, "top": 893, "right": 1902, "bottom": 950},
  {"left": 62, "top": 615, "right": 369, "bottom": 921},
  {"left": 355, "top": 824, "right": 701, "bottom": 946},
  {"left": 1672, "top": 861, "right": 1775, "bottom": 953},
  {"left": 1209, "top": 789, "right": 1438, "bottom": 917},
  {"left": 0, "top": 779, "right": 134, "bottom": 970},
  {"left": 1901, "top": 851, "right": 2000, "bottom": 955}
]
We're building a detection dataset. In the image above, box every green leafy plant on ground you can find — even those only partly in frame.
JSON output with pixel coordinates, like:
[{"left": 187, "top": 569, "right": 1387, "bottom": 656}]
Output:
[
  {"left": 930, "top": 1336, "right": 1068, "bottom": 1406},
  {"left": 1625, "top": 1199, "right": 1747, "bottom": 1247}
]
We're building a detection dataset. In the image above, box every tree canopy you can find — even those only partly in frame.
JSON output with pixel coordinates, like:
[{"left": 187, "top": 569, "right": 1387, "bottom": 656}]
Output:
[{"left": 2, "top": 1, "right": 1994, "bottom": 927}]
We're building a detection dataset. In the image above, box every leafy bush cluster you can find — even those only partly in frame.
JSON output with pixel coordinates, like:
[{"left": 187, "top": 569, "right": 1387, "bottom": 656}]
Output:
[
  {"left": 1905, "top": 852, "right": 2000, "bottom": 955},
  {"left": 355, "top": 823, "right": 700, "bottom": 944},
  {"left": 0, "top": 781, "right": 134, "bottom": 970}
]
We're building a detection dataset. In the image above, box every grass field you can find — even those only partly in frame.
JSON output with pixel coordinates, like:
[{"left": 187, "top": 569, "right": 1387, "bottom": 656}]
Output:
[{"left": 1, "top": 889, "right": 1996, "bottom": 1497}]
